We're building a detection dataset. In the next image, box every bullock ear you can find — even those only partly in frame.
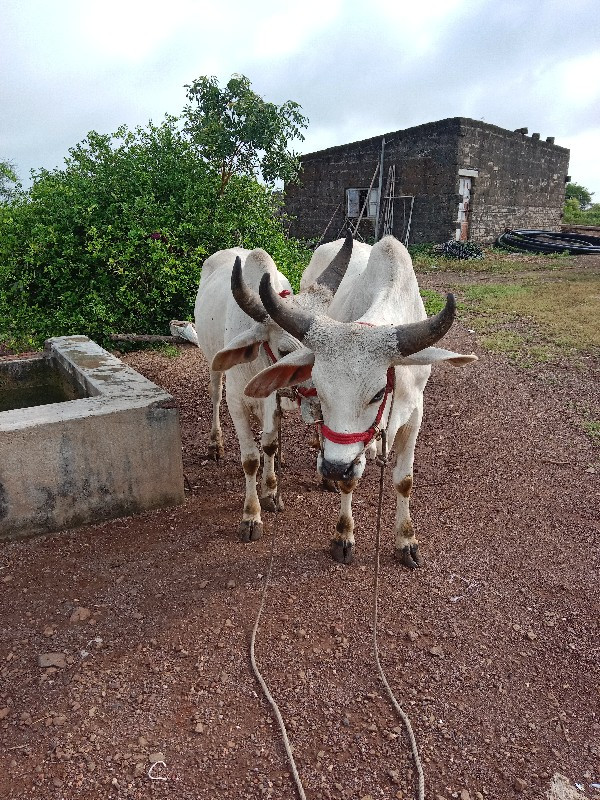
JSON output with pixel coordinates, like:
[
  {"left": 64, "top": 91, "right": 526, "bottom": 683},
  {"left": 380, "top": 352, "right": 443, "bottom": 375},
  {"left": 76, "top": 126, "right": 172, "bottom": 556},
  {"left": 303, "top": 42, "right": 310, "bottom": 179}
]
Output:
[
  {"left": 392, "top": 346, "right": 478, "bottom": 367},
  {"left": 211, "top": 326, "right": 264, "bottom": 371},
  {"left": 244, "top": 349, "right": 315, "bottom": 398}
]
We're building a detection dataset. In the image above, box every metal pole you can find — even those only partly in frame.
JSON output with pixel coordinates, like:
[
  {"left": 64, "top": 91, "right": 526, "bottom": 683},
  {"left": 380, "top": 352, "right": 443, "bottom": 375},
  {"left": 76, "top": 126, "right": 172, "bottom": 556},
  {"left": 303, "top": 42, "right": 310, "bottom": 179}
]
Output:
[
  {"left": 374, "top": 137, "right": 386, "bottom": 242},
  {"left": 404, "top": 196, "right": 415, "bottom": 247}
]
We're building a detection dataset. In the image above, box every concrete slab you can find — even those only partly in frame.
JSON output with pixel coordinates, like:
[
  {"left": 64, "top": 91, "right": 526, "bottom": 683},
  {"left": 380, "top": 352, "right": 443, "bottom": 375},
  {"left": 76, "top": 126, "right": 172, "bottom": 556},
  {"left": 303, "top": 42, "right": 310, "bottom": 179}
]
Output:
[{"left": 0, "top": 336, "right": 185, "bottom": 539}]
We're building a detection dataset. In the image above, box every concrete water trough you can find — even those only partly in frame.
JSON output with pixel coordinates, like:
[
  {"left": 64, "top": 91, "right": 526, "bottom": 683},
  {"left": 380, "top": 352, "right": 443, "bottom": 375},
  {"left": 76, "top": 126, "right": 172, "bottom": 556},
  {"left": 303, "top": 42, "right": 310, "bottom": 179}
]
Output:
[{"left": 0, "top": 336, "right": 185, "bottom": 540}]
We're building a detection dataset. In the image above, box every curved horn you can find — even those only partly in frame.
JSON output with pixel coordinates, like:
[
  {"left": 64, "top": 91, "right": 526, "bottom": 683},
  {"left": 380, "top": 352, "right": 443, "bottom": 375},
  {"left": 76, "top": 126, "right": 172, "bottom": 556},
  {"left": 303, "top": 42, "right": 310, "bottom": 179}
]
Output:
[
  {"left": 315, "top": 234, "right": 353, "bottom": 293},
  {"left": 231, "top": 256, "right": 269, "bottom": 324},
  {"left": 395, "top": 294, "right": 456, "bottom": 356},
  {"left": 259, "top": 273, "right": 315, "bottom": 342}
]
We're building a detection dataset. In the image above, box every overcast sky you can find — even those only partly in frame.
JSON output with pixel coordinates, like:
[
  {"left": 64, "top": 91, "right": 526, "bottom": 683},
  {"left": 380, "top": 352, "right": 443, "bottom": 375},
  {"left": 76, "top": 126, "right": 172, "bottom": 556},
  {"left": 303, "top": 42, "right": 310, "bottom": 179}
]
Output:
[{"left": 2, "top": 0, "right": 600, "bottom": 200}]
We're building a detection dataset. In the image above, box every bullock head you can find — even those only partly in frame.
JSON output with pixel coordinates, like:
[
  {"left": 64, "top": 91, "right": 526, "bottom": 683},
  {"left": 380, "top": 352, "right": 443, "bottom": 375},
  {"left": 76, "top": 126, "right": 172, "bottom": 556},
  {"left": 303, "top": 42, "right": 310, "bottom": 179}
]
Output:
[
  {"left": 244, "top": 237, "right": 477, "bottom": 481},
  {"left": 211, "top": 238, "right": 354, "bottom": 419},
  {"left": 210, "top": 249, "right": 294, "bottom": 372}
]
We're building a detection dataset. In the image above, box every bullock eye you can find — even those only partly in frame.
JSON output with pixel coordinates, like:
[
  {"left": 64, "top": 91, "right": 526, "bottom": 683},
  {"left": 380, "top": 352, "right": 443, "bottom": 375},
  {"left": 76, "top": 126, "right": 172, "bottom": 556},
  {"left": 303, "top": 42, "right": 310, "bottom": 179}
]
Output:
[
  {"left": 369, "top": 387, "right": 386, "bottom": 404},
  {"left": 278, "top": 349, "right": 292, "bottom": 358}
]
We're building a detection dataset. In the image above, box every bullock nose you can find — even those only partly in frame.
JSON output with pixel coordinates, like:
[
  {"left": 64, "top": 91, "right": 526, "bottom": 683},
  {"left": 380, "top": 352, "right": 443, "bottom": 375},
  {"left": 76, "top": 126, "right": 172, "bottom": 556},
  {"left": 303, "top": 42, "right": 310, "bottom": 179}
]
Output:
[{"left": 320, "top": 458, "right": 357, "bottom": 482}]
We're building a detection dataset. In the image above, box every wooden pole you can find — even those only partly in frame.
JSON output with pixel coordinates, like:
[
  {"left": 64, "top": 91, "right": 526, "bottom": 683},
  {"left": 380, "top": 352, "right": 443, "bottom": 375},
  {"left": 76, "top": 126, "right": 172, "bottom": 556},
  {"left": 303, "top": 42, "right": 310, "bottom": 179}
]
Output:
[
  {"left": 109, "top": 334, "right": 185, "bottom": 343},
  {"left": 374, "top": 136, "right": 386, "bottom": 242}
]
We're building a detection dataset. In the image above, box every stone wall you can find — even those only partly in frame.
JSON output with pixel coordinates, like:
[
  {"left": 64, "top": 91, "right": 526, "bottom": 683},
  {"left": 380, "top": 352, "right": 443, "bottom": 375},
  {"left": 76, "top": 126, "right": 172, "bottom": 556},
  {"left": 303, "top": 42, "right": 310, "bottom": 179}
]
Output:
[
  {"left": 284, "top": 117, "right": 570, "bottom": 245},
  {"left": 458, "top": 120, "right": 570, "bottom": 241},
  {"left": 285, "top": 119, "right": 461, "bottom": 244},
  {"left": 561, "top": 224, "right": 600, "bottom": 238}
]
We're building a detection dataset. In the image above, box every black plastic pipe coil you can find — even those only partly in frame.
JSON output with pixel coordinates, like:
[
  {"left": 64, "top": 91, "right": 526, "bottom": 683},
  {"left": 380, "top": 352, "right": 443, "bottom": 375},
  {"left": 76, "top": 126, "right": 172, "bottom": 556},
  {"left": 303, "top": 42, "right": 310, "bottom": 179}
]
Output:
[{"left": 496, "top": 229, "right": 600, "bottom": 255}]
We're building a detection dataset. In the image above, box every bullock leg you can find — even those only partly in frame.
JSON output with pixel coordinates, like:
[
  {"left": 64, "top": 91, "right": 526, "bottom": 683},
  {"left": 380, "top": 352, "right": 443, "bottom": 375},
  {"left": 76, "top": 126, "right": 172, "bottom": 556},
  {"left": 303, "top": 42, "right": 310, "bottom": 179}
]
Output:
[
  {"left": 259, "top": 394, "right": 284, "bottom": 513},
  {"left": 227, "top": 395, "right": 263, "bottom": 543},
  {"left": 207, "top": 370, "right": 225, "bottom": 460},
  {"left": 331, "top": 480, "right": 357, "bottom": 564},
  {"left": 392, "top": 406, "right": 423, "bottom": 569}
]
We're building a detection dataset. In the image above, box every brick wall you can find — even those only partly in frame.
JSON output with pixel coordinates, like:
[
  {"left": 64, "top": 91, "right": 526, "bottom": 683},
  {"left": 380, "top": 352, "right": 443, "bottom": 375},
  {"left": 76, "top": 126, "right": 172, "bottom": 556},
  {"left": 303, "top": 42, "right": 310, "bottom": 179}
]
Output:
[{"left": 285, "top": 119, "right": 461, "bottom": 244}]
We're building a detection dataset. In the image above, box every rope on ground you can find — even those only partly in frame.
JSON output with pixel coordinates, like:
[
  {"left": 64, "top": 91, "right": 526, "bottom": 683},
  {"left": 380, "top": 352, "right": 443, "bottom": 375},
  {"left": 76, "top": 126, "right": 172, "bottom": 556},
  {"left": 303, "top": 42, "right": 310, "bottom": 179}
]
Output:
[
  {"left": 373, "top": 431, "right": 425, "bottom": 800},
  {"left": 249, "top": 395, "right": 307, "bottom": 800}
]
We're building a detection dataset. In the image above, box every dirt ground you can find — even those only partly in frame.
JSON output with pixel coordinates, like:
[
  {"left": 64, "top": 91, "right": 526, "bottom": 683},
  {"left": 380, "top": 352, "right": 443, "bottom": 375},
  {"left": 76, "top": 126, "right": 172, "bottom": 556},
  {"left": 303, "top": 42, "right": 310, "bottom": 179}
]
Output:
[{"left": 1, "top": 273, "right": 599, "bottom": 800}]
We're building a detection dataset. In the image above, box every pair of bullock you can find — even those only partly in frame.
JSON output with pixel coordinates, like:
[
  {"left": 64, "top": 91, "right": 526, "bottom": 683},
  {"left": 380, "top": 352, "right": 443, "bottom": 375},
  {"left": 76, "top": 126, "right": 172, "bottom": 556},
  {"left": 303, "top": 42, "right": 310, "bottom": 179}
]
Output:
[{"left": 194, "top": 236, "right": 476, "bottom": 567}]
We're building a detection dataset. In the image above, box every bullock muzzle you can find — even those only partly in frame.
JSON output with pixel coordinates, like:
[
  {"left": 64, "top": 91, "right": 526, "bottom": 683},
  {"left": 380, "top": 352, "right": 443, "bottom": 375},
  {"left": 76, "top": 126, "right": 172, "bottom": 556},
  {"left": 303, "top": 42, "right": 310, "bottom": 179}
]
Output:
[{"left": 320, "top": 457, "right": 361, "bottom": 483}]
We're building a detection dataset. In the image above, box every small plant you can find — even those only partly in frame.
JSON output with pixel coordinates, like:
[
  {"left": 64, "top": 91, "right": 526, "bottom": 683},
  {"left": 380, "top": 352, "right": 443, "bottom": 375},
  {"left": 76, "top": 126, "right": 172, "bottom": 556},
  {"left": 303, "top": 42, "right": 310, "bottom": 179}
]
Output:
[
  {"left": 582, "top": 419, "right": 600, "bottom": 445},
  {"left": 155, "top": 343, "right": 180, "bottom": 358},
  {"left": 420, "top": 288, "right": 445, "bottom": 315},
  {"left": 433, "top": 240, "right": 484, "bottom": 260}
]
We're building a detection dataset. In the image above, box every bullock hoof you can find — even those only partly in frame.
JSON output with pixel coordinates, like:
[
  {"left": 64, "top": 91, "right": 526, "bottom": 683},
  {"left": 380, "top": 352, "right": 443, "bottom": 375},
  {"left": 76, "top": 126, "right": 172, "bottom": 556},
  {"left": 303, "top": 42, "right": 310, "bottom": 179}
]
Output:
[
  {"left": 320, "top": 477, "right": 339, "bottom": 493},
  {"left": 208, "top": 442, "right": 224, "bottom": 461},
  {"left": 259, "top": 495, "right": 285, "bottom": 512},
  {"left": 395, "top": 544, "right": 424, "bottom": 569},
  {"left": 238, "top": 520, "right": 263, "bottom": 543},
  {"left": 331, "top": 539, "right": 355, "bottom": 565}
]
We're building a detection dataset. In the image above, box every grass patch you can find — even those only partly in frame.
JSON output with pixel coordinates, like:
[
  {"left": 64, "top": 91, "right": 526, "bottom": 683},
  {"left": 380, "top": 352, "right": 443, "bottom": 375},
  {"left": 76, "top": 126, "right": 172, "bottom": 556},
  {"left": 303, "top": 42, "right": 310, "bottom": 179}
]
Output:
[
  {"left": 460, "top": 272, "right": 600, "bottom": 354},
  {"left": 480, "top": 331, "right": 526, "bottom": 354},
  {"left": 410, "top": 244, "right": 574, "bottom": 275},
  {"left": 582, "top": 419, "right": 600, "bottom": 445},
  {"left": 464, "top": 284, "right": 529, "bottom": 302},
  {"left": 479, "top": 331, "right": 554, "bottom": 366},
  {"left": 420, "top": 288, "right": 445, "bottom": 315},
  {"left": 154, "top": 343, "right": 180, "bottom": 358}
]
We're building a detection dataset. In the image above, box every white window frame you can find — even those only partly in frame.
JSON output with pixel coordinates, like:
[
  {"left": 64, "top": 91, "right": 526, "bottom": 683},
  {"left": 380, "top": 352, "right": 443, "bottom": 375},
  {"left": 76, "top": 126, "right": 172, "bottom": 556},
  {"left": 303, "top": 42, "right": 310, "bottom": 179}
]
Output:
[{"left": 346, "top": 187, "right": 379, "bottom": 220}]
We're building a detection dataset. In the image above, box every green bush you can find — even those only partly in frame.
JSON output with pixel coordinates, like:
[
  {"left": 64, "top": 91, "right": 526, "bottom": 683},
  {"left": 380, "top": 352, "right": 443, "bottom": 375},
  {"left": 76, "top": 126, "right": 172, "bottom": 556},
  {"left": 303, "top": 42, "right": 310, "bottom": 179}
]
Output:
[
  {"left": 0, "top": 119, "right": 310, "bottom": 351},
  {"left": 563, "top": 197, "right": 600, "bottom": 226}
]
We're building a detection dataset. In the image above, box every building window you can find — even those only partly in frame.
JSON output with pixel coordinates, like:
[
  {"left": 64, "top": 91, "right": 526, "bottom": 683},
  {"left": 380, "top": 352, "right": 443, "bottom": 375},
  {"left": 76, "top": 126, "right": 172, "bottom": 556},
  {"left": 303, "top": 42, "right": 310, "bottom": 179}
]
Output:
[{"left": 346, "top": 188, "right": 379, "bottom": 219}]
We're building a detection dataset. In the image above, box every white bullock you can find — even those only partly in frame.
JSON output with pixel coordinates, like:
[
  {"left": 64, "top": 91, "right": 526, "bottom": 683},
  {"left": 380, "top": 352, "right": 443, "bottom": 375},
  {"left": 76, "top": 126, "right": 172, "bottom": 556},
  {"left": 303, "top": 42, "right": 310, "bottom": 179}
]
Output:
[
  {"left": 244, "top": 236, "right": 477, "bottom": 567},
  {"left": 194, "top": 239, "right": 353, "bottom": 543}
]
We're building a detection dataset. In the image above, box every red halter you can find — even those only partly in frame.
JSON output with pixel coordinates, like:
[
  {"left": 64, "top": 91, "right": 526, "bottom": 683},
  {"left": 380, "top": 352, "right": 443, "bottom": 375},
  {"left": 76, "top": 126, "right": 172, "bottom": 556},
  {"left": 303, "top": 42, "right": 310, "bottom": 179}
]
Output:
[
  {"left": 319, "top": 366, "right": 395, "bottom": 445},
  {"left": 319, "top": 321, "right": 395, "bottom": 446},
  {"left": 261, "top": 342, "right": 318, "bottom": 400}
]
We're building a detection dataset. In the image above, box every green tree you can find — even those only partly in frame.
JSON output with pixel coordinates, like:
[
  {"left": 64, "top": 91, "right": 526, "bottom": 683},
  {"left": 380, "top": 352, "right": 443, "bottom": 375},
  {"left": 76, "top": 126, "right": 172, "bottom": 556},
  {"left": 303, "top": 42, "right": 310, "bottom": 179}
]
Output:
[
  {"left": 0, "top": 111, "right": 310, "bottom": 352},
  {"left": 0, "top": 160, "right": 20, "bottom": 203},
  {"left": 565, "top": 181, "right": 593, "bottom": 210},
  {"left": 183, "top": 74, "right": 308, "bottom": 196}
]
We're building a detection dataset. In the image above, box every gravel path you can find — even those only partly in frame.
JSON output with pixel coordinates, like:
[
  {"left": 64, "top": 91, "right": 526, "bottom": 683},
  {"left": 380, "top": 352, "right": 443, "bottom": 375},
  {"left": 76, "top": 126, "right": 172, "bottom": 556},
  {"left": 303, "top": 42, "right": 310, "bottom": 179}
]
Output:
[{"left": 1, "top": 312, "right": 599, "bottom": 799}]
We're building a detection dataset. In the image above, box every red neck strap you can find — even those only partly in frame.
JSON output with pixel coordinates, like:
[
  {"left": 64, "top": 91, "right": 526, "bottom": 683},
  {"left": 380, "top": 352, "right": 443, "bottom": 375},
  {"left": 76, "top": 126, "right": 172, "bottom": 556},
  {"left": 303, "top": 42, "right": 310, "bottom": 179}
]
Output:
[{"left": 262, "top": 341, "right": 277, "bottom": 364}]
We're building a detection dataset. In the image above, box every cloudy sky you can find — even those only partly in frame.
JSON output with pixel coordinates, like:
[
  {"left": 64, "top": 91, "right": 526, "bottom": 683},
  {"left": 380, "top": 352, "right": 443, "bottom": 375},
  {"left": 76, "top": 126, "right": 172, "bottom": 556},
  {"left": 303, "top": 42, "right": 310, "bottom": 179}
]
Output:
[{"left": 2, "top": 0, "right": 600, "bottom": 198}]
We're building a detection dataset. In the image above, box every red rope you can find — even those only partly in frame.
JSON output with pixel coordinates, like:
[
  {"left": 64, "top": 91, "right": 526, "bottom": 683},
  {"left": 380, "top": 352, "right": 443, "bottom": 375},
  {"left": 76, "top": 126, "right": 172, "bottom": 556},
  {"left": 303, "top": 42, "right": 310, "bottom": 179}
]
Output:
[
  {"left": 263, "top": 342, "right": 277, "bottom": 364},
  {"left": 296, "top": 386, "right": 317, "bottom": 398}
]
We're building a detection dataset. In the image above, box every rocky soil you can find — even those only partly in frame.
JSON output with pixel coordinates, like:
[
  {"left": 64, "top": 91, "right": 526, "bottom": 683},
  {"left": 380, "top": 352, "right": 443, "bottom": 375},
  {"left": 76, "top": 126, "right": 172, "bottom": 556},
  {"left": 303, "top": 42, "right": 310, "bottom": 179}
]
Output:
[{"left": 1, "top": 299, "right": 599, "bottom": 799}]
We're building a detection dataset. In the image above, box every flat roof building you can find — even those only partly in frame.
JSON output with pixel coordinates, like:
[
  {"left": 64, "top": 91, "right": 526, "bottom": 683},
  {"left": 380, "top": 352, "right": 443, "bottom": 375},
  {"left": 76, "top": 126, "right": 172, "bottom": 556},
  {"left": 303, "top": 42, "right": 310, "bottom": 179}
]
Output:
[{"left": 284, "top": 117, "right": 570, "bottom": 245}]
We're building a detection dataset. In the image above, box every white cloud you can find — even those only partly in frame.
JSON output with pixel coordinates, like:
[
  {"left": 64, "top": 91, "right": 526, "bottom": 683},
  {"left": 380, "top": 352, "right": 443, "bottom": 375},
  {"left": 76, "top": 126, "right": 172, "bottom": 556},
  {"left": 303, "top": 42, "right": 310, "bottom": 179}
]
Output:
[
  {"left": 1, "top": 0, "right": 599, "bottom": 198},
  {"left": 562, "top": 128, "right": 600, "bottom": 200}
]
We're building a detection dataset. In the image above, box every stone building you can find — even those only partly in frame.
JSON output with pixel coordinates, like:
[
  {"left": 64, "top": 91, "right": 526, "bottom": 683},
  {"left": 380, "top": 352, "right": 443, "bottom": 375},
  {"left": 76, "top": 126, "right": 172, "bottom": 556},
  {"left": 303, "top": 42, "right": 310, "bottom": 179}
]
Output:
[{"left": 284, "top": 117, "right": 570, "bottom": 245}]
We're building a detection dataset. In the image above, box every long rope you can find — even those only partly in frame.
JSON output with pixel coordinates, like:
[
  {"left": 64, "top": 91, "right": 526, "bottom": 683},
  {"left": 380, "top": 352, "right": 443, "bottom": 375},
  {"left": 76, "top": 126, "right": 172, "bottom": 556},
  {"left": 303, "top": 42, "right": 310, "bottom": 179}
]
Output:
[
  {"left": 250, "top": 402, "right": 425, "bottom": 800},
  {"left": 373, "top": 430, "right": 425, "bottom": 800},
  {"left": 249, "top": 396, "right": 307, "bottom": 800}
]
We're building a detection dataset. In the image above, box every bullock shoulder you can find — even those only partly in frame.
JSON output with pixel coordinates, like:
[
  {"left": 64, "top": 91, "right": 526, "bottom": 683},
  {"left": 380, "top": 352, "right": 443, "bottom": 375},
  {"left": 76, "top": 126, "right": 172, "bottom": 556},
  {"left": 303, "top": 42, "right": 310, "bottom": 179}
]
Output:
[{"left": 295, "top": 283, "right": 335, "bottom": 313}]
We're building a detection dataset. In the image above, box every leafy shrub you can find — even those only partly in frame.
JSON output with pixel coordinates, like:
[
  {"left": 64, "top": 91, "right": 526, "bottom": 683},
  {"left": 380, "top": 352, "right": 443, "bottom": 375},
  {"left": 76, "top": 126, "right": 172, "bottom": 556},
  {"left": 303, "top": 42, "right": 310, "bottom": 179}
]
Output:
[
  {"left": 0, "top": 119, "right": 310, "bottom": 351},
  {"left": 563, "top": 197, "right": 600, "bottom": 226}
]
